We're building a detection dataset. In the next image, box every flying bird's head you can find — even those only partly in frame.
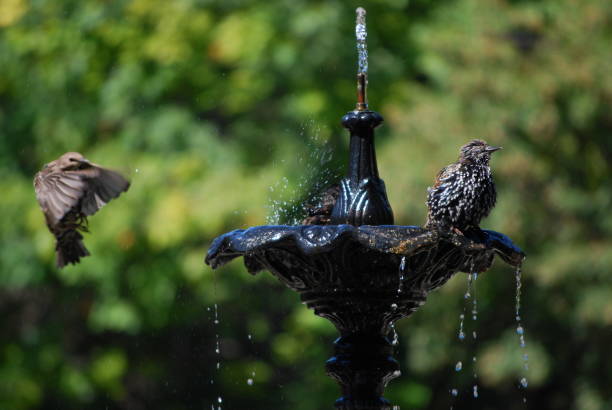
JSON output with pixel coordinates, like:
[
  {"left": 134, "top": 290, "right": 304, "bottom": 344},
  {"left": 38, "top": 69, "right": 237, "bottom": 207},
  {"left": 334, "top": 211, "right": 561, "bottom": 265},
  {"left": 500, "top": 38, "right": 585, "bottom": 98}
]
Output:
[
  {"left": 459, "top": 139, "right": 502, "bottom": 165},
  {"left": 52, "top": 152, "right": 91, "bottom": 171}
]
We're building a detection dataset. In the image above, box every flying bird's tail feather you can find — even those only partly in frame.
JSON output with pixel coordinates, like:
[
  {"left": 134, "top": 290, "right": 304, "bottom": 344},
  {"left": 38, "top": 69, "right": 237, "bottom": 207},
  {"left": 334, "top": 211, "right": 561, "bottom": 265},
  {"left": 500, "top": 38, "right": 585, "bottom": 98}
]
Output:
[{"left": 56, "top": 230, "right": 90, "bottom": 268}]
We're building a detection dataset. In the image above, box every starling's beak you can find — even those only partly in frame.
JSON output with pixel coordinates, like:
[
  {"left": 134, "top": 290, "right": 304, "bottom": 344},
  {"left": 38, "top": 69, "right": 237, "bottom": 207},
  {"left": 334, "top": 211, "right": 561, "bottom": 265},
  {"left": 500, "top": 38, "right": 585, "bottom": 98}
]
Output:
[{"left": 486, "top": 146, "right": 502, "bottom": 153}]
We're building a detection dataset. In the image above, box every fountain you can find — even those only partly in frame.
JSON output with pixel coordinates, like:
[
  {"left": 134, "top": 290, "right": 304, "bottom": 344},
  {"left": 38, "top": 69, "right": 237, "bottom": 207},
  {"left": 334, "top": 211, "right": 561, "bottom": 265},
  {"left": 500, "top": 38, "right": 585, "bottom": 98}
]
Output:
[{"left": 205, "top": 8, "right": 524, "bottom": 410}]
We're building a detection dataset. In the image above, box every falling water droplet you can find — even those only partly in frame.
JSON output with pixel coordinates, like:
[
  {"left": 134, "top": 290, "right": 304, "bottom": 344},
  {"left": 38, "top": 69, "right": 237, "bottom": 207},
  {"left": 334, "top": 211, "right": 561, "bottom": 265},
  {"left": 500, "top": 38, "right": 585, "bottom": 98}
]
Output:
[
  {"left": 455, "top": 361, "right": 463, "bottom": 371},
  {"left": 458, "top": 313, "right": 465, "bottom": 340},
  {"left": 218, "top": 396, "right": 222, "bottom": 403},
  {"left": 520, "top": 377, "right": 528, "bottom": 388},
  {"left": 390, "top": 324, "right": 399, "bottom": 346},
  {"left": 516, "top": 326, "right": 524, "bottom": 335},
  {"left": 247, "top": 378, "right": 254, "bottom": 386},
  {"left": 397, "top": 256, "right": 406, "bottom": 295},
  {"left": 473, "top": 385, "right": 479, "bottom": 398},
  {"left": 247, "top": 334, "right": 252, "bottom": 340},
  {"left": 451, "top": 389, "right": 458, "bottom": 397}
]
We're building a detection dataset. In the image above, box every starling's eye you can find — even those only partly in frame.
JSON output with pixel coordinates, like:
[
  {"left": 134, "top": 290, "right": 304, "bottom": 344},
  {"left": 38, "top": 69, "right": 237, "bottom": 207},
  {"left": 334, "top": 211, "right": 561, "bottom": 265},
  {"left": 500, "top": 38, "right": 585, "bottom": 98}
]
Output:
[{"left": 69, "top": 157, "right": 78, "bottom": 162}]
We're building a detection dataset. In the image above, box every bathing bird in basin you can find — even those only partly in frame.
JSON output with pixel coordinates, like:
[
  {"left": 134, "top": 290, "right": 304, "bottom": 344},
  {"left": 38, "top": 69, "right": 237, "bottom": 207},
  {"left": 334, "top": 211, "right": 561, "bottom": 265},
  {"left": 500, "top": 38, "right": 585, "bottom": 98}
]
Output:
[{"left": 34, "top": 152, "right": 130, "bottom": 268}]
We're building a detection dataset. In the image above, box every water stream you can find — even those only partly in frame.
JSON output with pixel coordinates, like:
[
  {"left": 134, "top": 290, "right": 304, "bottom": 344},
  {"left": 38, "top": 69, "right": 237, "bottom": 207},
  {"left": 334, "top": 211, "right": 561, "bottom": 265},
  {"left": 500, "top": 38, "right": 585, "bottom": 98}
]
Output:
[
  {"left": 450, "top": 272, "right": 480, "bottom": 404},
  {"left": 211, "top": 270, "right": 223, "bottom": 410},
  {"left": 355, "top": 7, "right": 368, "bottom": 74},
  {"left": 515, "top": 265, "right": 529, "bottom": 403}
]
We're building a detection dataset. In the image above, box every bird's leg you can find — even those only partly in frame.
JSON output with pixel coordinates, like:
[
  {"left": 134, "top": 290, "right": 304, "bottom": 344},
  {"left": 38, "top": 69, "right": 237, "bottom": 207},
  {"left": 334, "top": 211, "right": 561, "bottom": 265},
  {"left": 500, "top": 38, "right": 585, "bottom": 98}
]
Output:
[{"left": 76, "top": 214, "right": 90, "bottom": 232}]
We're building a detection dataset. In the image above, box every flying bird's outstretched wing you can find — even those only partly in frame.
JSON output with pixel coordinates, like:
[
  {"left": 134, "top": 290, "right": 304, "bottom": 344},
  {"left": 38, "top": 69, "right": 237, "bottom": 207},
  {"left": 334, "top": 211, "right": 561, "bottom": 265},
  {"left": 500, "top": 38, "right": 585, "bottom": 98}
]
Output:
[
  {"left": 34, "top": 165, "right": 130, "bottom": 223},
  {"left": 77, "top": 166, "right": 130, "bottom": 216}
]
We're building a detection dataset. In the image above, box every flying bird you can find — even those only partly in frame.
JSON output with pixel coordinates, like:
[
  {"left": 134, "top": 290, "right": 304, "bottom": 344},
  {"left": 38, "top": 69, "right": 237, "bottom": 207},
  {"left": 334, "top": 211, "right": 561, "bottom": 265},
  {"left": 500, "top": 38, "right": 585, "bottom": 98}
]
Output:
[
  {"left": 425, "top": 139, "right": 501, "bottom": 234},
  {"left": 34, "top": 152, "right": 130, "bottom": 268}
]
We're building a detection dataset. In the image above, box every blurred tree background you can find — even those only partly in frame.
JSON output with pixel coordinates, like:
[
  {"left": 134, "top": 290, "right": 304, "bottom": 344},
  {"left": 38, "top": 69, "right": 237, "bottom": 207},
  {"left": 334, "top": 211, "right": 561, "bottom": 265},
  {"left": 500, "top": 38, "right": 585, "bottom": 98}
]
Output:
[{"left": 1, "top": 0, "right": 611, "bottom": 408}]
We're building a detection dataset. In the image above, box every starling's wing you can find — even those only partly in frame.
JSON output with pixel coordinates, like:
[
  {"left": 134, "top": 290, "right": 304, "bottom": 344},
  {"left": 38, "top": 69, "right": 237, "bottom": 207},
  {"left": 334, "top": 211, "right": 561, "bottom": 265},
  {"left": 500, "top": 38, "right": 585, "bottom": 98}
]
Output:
[
  {"left": 431, "top": 164, "right": 458, "bottom": 189},
  {"left": 77, "top": 166, "right": 130, "bottom": 216},
  {"left": 427, "top": 163, "right": 463, "bottom": 207},
  {"left": 34, "top": 171, "right": 87, "bottom": 226}
]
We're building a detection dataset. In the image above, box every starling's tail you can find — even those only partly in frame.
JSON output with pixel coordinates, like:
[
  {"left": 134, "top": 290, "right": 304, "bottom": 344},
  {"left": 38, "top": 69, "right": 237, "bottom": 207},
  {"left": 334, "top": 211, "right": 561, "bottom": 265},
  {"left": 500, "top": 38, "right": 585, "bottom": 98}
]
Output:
[{"left": 56, "top": 230, "right": 90, "bottom": 268}]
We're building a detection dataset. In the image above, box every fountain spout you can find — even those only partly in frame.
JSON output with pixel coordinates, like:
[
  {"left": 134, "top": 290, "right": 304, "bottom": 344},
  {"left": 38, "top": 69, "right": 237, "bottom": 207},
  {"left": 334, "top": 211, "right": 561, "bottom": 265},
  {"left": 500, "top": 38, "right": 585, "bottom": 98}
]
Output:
[{"left": 329, "top": 8, "right": 394, "bottom": 226}]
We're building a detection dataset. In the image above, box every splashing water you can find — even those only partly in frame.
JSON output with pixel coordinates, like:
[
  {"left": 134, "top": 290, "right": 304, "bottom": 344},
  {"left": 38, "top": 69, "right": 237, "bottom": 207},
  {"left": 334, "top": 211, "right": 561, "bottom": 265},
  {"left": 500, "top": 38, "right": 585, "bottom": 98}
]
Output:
[
  {"left": 455, "top": 361, "right": 463, "bottom": 372},
  {"left": 355, "top": 7, "right": 368, "bottom": 74},
  {"left": 266, "top": 122, "right": 340, "bottom": 225},
  {"left": 515, "top": 265, "right": 529, "bottom": 402}
]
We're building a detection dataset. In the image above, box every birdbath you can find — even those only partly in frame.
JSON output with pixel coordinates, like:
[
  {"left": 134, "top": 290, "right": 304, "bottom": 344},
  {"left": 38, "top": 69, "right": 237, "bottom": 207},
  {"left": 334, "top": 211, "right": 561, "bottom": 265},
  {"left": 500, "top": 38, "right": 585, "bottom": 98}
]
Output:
[{"left": 205, "top": 8, "right": 524, "bottom": 410}]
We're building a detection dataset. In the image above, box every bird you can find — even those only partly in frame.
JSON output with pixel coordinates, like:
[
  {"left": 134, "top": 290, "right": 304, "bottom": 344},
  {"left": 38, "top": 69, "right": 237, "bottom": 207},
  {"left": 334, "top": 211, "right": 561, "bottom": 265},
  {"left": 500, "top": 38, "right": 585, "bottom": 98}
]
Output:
[
  {"left": 302, "top": 184, "right": 340, "bottom": 225},
  {"left": 34, "top": 152, "right": 130, "bottom": 268},
  {"left": 425, "top": 139, "right": 502, "bottom": 234}
]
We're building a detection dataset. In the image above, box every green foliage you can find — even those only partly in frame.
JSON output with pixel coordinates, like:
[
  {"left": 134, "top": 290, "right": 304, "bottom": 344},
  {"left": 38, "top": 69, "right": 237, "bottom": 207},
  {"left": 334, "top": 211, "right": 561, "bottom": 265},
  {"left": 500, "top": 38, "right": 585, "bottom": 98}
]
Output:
[{"left": 1, "top": 0, "right": 611, "bottom": 409}]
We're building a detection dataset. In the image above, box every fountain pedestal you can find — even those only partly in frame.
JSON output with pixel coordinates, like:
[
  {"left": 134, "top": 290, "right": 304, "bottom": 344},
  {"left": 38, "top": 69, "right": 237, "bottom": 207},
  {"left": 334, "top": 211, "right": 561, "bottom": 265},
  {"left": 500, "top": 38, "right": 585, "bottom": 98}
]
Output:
[{"left": 326, "top": 334, "right": 398, "bottom": 410}]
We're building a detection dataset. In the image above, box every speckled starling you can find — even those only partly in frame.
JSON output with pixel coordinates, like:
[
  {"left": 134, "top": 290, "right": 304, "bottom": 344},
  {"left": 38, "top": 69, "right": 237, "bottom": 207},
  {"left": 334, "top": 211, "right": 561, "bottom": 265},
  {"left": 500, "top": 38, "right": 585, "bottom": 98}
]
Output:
[
  {"left": 34, "top": 152, "right": 130, "bottom": 268},
  {"left": 302, "top": 184, "right": 340, "bottom": 225},
  {"left": 425, "top": 139, "right": 501, "bottom": 233}
]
